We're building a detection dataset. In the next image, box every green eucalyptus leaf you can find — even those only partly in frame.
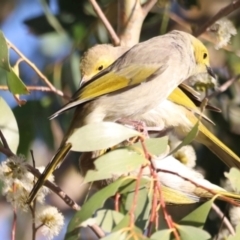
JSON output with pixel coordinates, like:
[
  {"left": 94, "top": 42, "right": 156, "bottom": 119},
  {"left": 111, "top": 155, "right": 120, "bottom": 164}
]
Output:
[
  {"left": 6, "top": 68, "right": 29, "bottom": 95},
  {"left": 119, "top": 178, "right": 150, "bottom": 194},
  {"left": 0, "top": 97, "right": 19, "bottom": 153},
  {"left": 112, "top": 218, "right": 147, "bottom": 239},
  {"left": 176, "top": 225, "right": 211, "bottom": 240},
  {"left": 84, "top": 148, "right": 147, "bottom": 183},
  {"left": 125, "top": 187, "right": 151, "bottom": 229},
  {"left": 151, "top": 229, "right": 173, "bottom": 240},
  {"left": 68, "top": 122, "right": 141, "bottom": 152},
  {"left": 95, "top": 210, "right": 124, "bottom": 232},
  {"left": 67, "top": 178, "right": 138, "bottom": 236},
  {"left": 179, "top": 198, "right": 215, "bottom": 228},
  {"left": 0, "top": 31, "right": 10, "bottom": 71},
  {"left": 169, "top": 122, "right": 199, "bottom": 156},
  {"left": 100, "top": 230, "right": 128, "bottom": 240},
  {"left": 225, "top": 168, "right": 240, "bottom": 193},
  {"left": 133, "top": 136, "right": 168, "bottom": 156}
]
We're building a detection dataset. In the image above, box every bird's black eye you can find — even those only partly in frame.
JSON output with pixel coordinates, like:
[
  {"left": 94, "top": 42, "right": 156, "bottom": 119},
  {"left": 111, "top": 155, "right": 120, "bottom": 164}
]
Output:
[
  {"left": 203, "top": 53, "right": 208, "bottom": 59},
  {"left": 98, "top": 65, "right": 103, "bottom": 71}
]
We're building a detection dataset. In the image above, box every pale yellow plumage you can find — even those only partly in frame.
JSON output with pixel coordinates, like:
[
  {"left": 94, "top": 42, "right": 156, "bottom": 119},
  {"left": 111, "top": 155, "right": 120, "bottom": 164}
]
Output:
[{"left": 27, "top": 30, "right": 217, "bottom": 203}]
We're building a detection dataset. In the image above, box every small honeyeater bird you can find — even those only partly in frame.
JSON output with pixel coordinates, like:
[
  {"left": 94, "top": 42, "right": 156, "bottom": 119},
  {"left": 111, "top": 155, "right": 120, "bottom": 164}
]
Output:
[
  {"left": 78, "top": 43, "right": 240, "bottom": 206},
  {"left": 78, "top": 43, "right": 240, "bottom": 171},
  {"left": 28, "top": 30, "right": 219, "bottom": 203}
]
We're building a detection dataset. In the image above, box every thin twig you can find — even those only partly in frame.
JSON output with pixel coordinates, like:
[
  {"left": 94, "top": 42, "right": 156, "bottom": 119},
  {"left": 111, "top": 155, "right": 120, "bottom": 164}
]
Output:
[
  {"left": 115, "top": 193, "right": 120, "bottom": 212},
  {"left": 25, "top": 166, "right": 105, "bottom": 237},
  {"left": 149, "top": 162, "right": 180, "bottom": 240},
  {"left": 30, "top": 150, "right": 36, "bottom": 169},
  {"left": 26, "top": 164, "right": 81, "bottom": 211},
  {"left": 11, "top": 210, "right": 17, "bottom": 240},
  {"left": 29, "top": 204, "right": 36, "bottom": 240},
  {"left": 129, "top": 166, "right": 144, "bottom": 227},
  {"left": 207, "top": 75, "right": 240, "bottom": 99},
  {"left": 0, "top": 146, "right": 13, "bottom": 157},
  {"left": 88, "top": 0, "right": 120, "bottom": 46},
  {"left": 0, "top": 130, "right": 105, "bottom": 239},
  {"left": 35, "top": 223, "right": 44, "bottom": 231},
  {"left": 142, "top": 0, "right": 157, "bottom": 16},
  {"left": 40, "top": 0, "right": 66, "bottom": 34},
  {"left": 0, "top": 85, "right": 69, "bottom": 95},
  {"left": 6, "top": 40, "right": 66, "bottom": 98},
  {"left": 212, "top": 203, "right": 235, "bottom": 236},
  {"left": 194, "top": 0, "right": 240, "bottom": 37},
  {"left": 0, "top": 130, "right": 10, "bottom": 149},
  {"left": 29, "top": 150, "right": 37, "bottom": 240},
  {"left": 169, "top": 12, "right": 191, "bottom": 31},
  {"left": 157, "top": 168, "right": 240, "bottom": 207},
  {"left": 0, "top": 130, "right": 14, "bottom": 157},
  {"left": 140, "top": 140, "right": 180, "bottom": 240},
  {"left": 147, "top": 179, "right": 158, "bottom": 237},
  {"left": 11, "top": 190, "right": 17, "bottom": 240}
]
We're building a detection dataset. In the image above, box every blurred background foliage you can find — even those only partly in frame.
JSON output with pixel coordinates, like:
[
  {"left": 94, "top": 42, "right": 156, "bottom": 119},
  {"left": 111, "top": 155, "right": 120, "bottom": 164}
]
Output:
[{"left": 1, "top": 0, "right": 240, "bottom": 239}]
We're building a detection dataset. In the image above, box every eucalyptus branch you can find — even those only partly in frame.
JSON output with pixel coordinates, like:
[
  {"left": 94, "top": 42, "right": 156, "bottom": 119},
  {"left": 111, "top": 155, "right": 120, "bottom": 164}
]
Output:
[
  {"left": 0, "top": 85, "right": 64, "bottom": 93},
  {"left": 88, "top": 0, "right": 120, "bottom": 46},
  {"left": 29, "top": 164, "right": 106, "bottom": 238},
  {"left": 194, "top": 0, "right": 240, "bottom": 37},
  {"left": 6, "top": 40, "right": 68, "bottom": 99},
  {"left": 142, "top": 0, "right": 157, "bottom": 16},
  {"left": 140, "top": 140, "right": 180, "bottom": 240},
  {"left": 207, "top": 75, "right": 240, "bottom": 100},
  {"left": 156, "top": 167, "right": 240, "bottom": 207},
  {"left": 0, "top": 130, "right": 105, "bottom": 239},
  {"left": 11, "top": 206, "right": 17, "bottom": 240},
  {"left": 212, "top": 203, "right": 235, "bottom": 236}
]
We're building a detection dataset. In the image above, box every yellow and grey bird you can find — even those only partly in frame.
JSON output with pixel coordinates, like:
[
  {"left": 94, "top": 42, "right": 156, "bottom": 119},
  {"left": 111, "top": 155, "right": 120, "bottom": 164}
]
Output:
[
  {"left": 27, "top": 30, "right": 216, "bottom": 203},
  {"left": 78, "top": 43, "right": 240, "bottom": 171}
]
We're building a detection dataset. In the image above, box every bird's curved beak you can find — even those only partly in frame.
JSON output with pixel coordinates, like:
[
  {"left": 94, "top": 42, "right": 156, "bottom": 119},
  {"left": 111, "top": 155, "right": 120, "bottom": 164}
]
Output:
[
  {"left": 79, "top": 75, "right": 89, "bottom": 87},
  {"left": 81, "top": 75, "right": 88, "bottom": 83},
  {"left": 206, "top": 66, "right": 216, "bottom": 79}
]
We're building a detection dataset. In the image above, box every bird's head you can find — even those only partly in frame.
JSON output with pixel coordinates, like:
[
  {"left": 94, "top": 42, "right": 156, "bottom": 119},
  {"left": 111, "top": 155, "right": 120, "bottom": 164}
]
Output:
[
  {"left": 80, "top": 44, "right": 125, "bottom": 83},
  {"left": 190, "top": 36, "right": 215, "bottom": 78}
]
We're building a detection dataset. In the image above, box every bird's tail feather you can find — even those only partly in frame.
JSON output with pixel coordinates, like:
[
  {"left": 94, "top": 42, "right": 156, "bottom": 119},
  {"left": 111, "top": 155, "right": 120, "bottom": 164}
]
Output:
[
  {"left": 27, "top": 143, "right": 72, "bottom": 204},
  {"left": 198, "top": 124, "right": 240, "bottom": 169}
]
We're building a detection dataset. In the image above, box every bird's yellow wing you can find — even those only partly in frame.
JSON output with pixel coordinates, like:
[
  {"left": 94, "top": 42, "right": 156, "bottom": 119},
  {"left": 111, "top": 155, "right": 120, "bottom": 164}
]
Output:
[
  {"left": 172, "top": 87, "right": 240, "bottom": 168},
  {"left": 168, "top": 87, "right": 215, "bottom": 125},
  {"left": 168, "top": 87, "right": 201, "bottom": 112},
  {"left": 79, "top": 64, "right": 160, "bottom": 100},
  {"left": 197, "top": 123, "right": 240, "bottom": 169},
  {"left": 50, "top": 64, "right": 162, "bottom": 119}
]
